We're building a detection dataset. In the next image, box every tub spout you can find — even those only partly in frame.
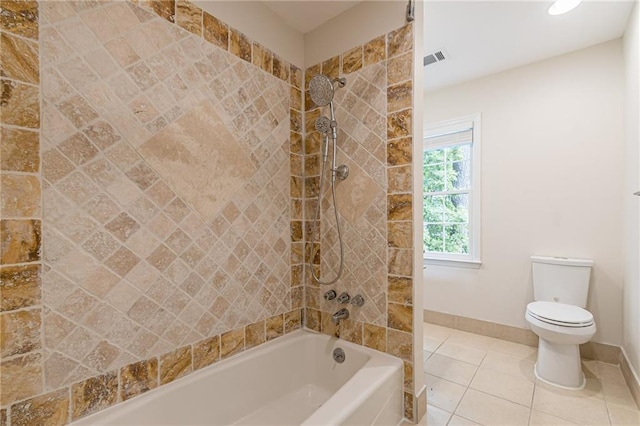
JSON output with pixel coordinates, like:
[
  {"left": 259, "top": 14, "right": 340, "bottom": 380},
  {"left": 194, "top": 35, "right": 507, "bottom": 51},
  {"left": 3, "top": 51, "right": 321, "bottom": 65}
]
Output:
[{"left": 332, "top": 308, "right": 349, "bottom": 324}]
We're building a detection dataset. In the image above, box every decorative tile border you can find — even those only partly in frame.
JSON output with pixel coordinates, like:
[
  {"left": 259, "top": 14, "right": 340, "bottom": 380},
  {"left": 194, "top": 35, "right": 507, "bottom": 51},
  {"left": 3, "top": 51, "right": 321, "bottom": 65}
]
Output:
[
  {"left": 302, "top": 23, "right": 418, "bottom": 421},
  {"left": 3, "top": 312, "right": 301, "bottom": 424},
  {"left": 0, "top": 0, "right": 44, "bottom": 414}
]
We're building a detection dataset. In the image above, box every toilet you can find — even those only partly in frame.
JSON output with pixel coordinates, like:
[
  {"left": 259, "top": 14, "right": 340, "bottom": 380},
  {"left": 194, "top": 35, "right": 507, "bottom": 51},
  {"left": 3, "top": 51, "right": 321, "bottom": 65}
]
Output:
[{"left": 525, "top": 256, "right": 596, "bottom": 390}]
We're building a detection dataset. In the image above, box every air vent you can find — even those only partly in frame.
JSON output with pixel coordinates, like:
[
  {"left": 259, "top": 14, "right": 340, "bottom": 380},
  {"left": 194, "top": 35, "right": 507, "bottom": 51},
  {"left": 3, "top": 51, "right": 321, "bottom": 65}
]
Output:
[{"left": 423, "top": 49, "right": 447, "bottom": 67}]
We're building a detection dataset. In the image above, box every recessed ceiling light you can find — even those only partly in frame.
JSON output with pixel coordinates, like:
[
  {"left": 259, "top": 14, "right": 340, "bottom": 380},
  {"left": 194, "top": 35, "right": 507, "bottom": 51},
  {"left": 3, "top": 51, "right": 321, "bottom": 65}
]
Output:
[{"left": 548, "top": 0, "right": 583, "bottom": 15}]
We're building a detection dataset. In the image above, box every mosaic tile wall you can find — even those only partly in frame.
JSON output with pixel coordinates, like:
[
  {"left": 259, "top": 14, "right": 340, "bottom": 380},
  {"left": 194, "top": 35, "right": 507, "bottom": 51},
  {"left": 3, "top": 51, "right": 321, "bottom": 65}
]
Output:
[
  {"left": 302, "top": 24, "right": 418, "bottom": 421},
  {"left": 0, "top": 0, "right": 304, "bottom": 424}
]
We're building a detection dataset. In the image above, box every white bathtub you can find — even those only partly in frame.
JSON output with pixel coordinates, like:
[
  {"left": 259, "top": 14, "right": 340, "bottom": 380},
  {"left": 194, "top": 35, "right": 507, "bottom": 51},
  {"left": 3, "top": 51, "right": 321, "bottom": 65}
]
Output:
[{"left": 74, "top": 329, "right": 404, "bottom": 425}]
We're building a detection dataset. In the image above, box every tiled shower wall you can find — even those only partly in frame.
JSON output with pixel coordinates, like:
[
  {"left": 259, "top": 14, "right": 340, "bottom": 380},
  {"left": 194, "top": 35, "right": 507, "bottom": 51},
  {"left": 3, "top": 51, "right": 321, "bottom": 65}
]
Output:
[
  {"left": 1, "top": 0, "right": 304, "bottom": 423},
  {"left": 302, "top": 24, "right": 417, "bottom": 420}
]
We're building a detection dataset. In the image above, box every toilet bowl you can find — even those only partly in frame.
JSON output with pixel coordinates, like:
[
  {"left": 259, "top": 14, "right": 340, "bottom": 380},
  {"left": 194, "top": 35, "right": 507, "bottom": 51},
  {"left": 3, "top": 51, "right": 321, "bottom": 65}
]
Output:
[{"left": 526, "top": 301, "right": 596, "bottom": 390}]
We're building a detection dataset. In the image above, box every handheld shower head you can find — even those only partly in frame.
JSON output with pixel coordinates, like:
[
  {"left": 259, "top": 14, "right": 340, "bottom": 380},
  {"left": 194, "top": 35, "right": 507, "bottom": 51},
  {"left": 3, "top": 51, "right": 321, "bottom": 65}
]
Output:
[
  {"left": 309, "top": 74, "right": 335, "bottom": 107},
  {"left": 315, "top": 116, "right": 331, "bottom": 134}
]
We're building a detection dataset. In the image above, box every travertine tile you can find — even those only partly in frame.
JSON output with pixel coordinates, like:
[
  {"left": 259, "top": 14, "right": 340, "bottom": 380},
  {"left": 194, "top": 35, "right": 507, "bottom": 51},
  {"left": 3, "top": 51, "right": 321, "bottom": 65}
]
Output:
[
  {"left": 150, "top": 0, "right": 175, "bottom": 23},
  {"left": 340, "top": 319, "right": 362, "bottom": 345},
  {"left": 1, "top": 79, "right": 40, "bottom": 128},
  {"left": 387, "top": 221, "right": 412, "bottom": 249},
  {"left": 221, "top": 328, "right": 244, "bottom": 358},
  {"left": 266, "top": 313, "right": 284, "bottom": 341},
  {"left": 160, "top": 345, "right": 192, "bottom": 384},
  {"left": 387, "top": 137, "right": 412, "bottom": 166},
  {"left": 71, "top": 372, "right": 118, "bottom": 420},
  {"left": 272, "top": 54, "right": 289, "bottom": 82},
  {"left": 363, "top": 323, "right": 386, "bottom": 352},
  {"left": 203, "top": 12, "right": 228, "bottom": 50},
  {"left": 387, "top": 328, "right": 412, "bottom": 361},
  {"left": 388, "top": 194, "right": 412, "bottom": 220},
  {"left": 0, "top": 174, "right": 40, "bottom": 218},
  {"left": 284, "top": 309, "right": 301, "bottom": 333},
  {"left": 175, "top": 0, "right": 201, "bottom": 36},
  {"left": 387, "top": 165, "right": 413, "bottom": 194},
  {"left": 388, "top": 276, "right": 412, "bottom": 305},
  {"left": 0, "top": 0, "right": 38, "bottom": 40},
  {"left": 245, "top": 320, "right": 266, "bottom": 349},
  {"left": 0, "top": 352, "right": 43, "bottom": 405},
  {"left": 306, "top": 308, "right": 321, "bottom": 332},
  {"left": 387, "top": 24, "right": 413, "bottom": 59},
  {"left": 321, "top": 55, "right": 340, "bottom": 79},
  {"left": 229, "top": 28, "right": 251, "bottom": 62},
  {"left": 0, "top": 308, "right": 41, "bottom": 357},
  {"left": 0, "top": 126, "right": 40, "bottom": 172},
  {"left": 11, "top": 388, "right": 69, "bottom": 426},
  {"left": 0, "top": 32, "right": 39, "bottom": 84},
  {"left": 387, "top": 108, "right": 412, "bottom": 139},
  {"left": 387, "top": 80, "right": 412, "bottom": 113},
  {"left": 193, "top": 335, "right": 219, "bottom": 370},
  {"left": 120, "top": 358, "right": 158, "bottom": 401},
  {"left": 252, "top": 42, "right": 272, "bottom": 74},
  {"left": 342, "top": 45, "right": 363, "bottom": 75},
  {"left": 0, "top": 219, "right": 41, "bottom": 264},
  {"left": 364, "top": 35, "right": 386, "bottom": 66},
  {"left": 388, "top": 302, "right": 413, "bottom": 332},
  {"left": 0, "top": 264, "right": 40, "bottom": 311}
]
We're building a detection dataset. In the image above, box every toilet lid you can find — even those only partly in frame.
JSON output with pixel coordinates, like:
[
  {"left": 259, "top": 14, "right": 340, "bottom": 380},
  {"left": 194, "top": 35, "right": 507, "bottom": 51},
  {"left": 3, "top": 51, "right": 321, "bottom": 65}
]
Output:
[{"left": 527, "top": 301, "right": 594, "bottom": 327}]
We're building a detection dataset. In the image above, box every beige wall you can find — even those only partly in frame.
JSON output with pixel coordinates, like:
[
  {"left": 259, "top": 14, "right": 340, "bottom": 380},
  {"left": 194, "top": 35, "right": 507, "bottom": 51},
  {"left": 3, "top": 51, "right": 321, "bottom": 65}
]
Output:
[
  {"left": 623, "top": 1, "right": 640, "bottom": 375},
  {"left": 193, "top": 0, "right": 304, "bottom": 67},
  {"left": 304, "top": 0, "right": 407, "bottom": 67},
  {"left": 423, "top": 40, "right": 625, "bottom": 345}
]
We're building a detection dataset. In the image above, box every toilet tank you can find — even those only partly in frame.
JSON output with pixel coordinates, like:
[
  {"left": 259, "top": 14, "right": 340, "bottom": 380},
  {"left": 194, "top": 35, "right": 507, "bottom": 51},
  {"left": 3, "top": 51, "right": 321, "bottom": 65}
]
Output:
[{"left": 531, "top": 256, "right": 593, "bottom": 307}]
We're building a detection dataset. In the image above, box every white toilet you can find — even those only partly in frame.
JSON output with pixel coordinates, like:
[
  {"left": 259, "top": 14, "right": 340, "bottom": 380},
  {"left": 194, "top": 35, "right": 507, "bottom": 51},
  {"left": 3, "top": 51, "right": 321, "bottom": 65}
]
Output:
[{"left": 525, "top": 256, "right": 596, "bottom": 390}]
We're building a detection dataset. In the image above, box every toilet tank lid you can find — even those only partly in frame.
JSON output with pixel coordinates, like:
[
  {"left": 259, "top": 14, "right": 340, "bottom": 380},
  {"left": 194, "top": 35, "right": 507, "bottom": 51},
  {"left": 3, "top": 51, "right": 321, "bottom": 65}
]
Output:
[{"left": 531, "top": 256, "right": 594, "bottom": 267}]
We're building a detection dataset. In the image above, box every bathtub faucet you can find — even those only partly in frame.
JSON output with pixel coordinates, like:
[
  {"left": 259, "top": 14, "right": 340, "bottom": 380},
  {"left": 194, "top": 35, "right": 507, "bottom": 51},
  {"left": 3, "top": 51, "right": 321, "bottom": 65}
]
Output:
[{"left": 332, "top": 308, "right": 350, "bottom": 324}]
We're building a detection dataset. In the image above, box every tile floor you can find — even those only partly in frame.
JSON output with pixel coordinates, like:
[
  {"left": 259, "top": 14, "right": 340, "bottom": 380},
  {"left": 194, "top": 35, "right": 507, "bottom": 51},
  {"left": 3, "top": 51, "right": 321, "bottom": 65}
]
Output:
[{"left": 421, "top": 323, "right": 640, "bottom": 425}]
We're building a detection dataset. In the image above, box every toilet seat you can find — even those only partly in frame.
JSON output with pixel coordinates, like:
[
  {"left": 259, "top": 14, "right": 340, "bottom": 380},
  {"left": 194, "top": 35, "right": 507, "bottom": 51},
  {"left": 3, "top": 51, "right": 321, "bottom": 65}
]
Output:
[{"left": 526, "top": 301, "right": 594, "bottom": 328}]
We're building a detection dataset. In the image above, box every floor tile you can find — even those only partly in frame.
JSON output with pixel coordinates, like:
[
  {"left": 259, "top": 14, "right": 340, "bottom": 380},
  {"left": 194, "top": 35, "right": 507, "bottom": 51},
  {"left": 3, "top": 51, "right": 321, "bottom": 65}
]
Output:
[
  {"left": 532, "top": 382, "right": 610, "bottom": 425},
  {"left": 470, "top": 366, "right": 535, "bottom": 407},
  {"left": 421, "top": 323, "right": 640, "bottom": 426},
  {"left": 435, "top": 341, "right": 487, "bottom": 366},
  {"left": 425, "top": 336, "right": 446, "bottom": 352},
  {"left": 424, "top": 323, "right": 455, "bottom": 341},
  {"left": 488, "top": 338, "right": 537, "bottom": 360},
  {"left": 425, "top": 373, "right": 467, "bottom": 412},
  {"left": 602, "top": 380, "right": 639, "bottom": 410},
  {"left": 480, "top": 351, "right": 536, "bottom": 383},
  {"left": 424, "top": 353, "right": 478, "bottom": 387},
  {"left": 456, "top": 389, "right": 530, "bottom": 425},
  {"left": 596, "top": 362, "right": 627, "bottom": 385},
  {"left": 447, "top": 331, "right": 496, "bottom": 351},
  {"left": 529, "top": 409, "right": 579, "bottom": 425},
  {"left": 607, "top": 403, "right": 640, "bottom": 425},
  {"left": 425, "top": 404, "right": 452, "bottom": 426},
  {"left": 424, "top": 349, "right": 433, "bottom": 361},
  {"left": 448, "top": 414, "right": 480, "bottom": 425}
]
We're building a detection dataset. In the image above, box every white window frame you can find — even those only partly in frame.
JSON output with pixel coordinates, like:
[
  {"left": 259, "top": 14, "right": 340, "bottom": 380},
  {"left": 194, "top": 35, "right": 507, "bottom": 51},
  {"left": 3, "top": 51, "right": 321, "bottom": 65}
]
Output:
[{"left": 422, "top": 113, "right": 482, "bottom": 268}]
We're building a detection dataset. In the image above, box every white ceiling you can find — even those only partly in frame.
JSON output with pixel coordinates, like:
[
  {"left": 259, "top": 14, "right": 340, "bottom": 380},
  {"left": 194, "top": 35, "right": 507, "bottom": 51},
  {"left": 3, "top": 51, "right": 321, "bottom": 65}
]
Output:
[
  {"left": 424, "top": 1, "right": 635, "bottom": 92},
  {"left": 262, "top": 0, "right": 361, "bottom": 34}
]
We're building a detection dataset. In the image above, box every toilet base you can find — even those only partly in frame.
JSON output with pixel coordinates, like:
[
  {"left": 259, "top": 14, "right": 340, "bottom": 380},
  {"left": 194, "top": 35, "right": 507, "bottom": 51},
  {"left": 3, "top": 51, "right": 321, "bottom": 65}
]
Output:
[{"left": 535, "top": 338, "right": 586, "bottom": 390}]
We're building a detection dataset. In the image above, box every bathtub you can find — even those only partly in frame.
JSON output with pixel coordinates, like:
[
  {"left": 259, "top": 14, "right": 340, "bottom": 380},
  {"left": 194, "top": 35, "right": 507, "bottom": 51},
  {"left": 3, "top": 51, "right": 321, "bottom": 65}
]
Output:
[{"left": 74, "top": 329, "right": 404, "bottom": 425}]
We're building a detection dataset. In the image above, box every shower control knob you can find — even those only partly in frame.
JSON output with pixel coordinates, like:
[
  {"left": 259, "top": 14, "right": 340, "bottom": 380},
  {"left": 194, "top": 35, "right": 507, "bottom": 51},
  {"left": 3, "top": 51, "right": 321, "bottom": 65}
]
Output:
[
  {"left": 351, "top": 294, "right": 365, "bottom": 307},
  {"left": 337, "top": 292, "right": 350, "bottom": 304},
  {"left": 335, "top": 165, "right": 349, "bottom": 181},
  {"left": 324, "top": 290, "right": 337, "bottom": 301}
]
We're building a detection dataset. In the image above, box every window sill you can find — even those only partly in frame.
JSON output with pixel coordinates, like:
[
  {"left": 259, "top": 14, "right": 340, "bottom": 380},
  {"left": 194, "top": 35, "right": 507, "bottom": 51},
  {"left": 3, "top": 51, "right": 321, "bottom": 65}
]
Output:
[{"left": 423, "top": 258, "right": 482, "bottom": 269}]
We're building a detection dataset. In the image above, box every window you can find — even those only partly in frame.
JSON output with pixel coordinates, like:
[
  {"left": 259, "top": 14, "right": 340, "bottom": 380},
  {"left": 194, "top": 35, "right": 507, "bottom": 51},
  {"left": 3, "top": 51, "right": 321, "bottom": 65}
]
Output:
[{"left": 423, "top": 114, "right": 481, "bottom": 267}]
